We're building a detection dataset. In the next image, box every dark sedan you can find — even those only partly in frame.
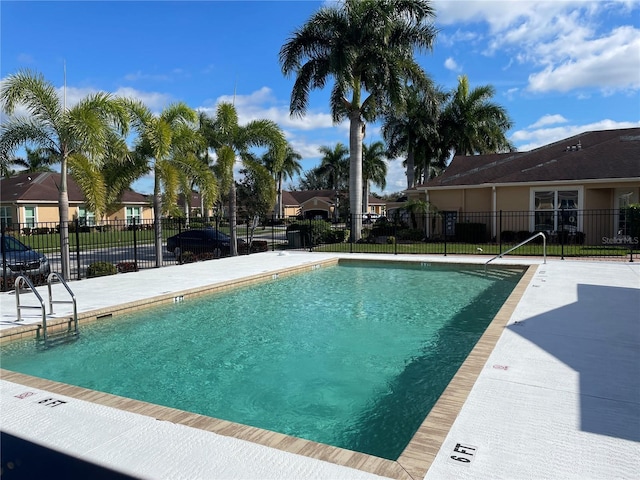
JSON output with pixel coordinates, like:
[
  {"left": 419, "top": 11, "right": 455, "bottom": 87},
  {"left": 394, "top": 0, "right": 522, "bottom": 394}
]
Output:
[
  {"left": 166, "top": 228, "right": 245, "bottom": 259},
  {"left": 1, "top": 234, "right": 51, "bottom": 286}
]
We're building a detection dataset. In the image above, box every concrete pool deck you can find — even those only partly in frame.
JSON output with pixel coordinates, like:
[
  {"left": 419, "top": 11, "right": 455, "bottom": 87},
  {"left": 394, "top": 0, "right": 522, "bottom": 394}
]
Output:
[{"left": 1, "top": 252, "right": 639, "bottom": 479}]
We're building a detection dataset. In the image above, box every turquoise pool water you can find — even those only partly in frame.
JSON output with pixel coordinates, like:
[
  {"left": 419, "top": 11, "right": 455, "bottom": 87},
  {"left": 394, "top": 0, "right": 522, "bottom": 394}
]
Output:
[{"left": 2, "top": 262, "right": 523, "bottom": 459}]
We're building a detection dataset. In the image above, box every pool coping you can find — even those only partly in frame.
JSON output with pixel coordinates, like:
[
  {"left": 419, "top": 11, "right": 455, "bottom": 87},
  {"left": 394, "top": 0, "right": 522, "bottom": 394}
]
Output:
[{"left": 0, "top": 257, "right": 536, "bottom": 479}]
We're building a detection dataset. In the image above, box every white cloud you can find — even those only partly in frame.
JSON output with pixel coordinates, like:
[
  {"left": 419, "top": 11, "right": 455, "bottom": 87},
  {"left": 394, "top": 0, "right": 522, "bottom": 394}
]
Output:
[
  {"left": 511, "top": 118, "right": 640, "bottom": 151},
  {"left": 527, "top": 26, "right": 640, "bottom": 93},
  {"left": 17, "top": 53, "right": 35, "bottom": 64},
  {"left": 124, "top": 71, "right": 171, "bottom": 82},
  {"left": 113, "top": 87, "right": 174, "bottom": 112},
  {"left": 528, "top": 114, "right": 569, "bottom": 128},
  {"left": 444, "top": 57, "right": 462, "bottom": 71},
  {"left": 434, "top": 1, "right": 640, "bottom": 94}
]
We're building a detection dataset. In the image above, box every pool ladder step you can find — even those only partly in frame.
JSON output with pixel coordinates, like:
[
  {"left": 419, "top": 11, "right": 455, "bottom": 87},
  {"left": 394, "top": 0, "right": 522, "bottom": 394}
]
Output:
[{"left": 36, "top": 325, "right": 79, "bottom": 349}]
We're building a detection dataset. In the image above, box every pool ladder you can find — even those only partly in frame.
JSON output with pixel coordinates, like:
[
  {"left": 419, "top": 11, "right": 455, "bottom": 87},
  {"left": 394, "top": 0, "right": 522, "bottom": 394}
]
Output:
[{"left": 14, "top": 272, "right": 79, "bottom": 348}]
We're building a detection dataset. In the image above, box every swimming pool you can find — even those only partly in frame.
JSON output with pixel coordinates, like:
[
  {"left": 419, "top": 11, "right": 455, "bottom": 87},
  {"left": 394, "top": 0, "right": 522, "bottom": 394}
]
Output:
[{"left": 1, "top": 261, "right": 524, "bottom": 460}]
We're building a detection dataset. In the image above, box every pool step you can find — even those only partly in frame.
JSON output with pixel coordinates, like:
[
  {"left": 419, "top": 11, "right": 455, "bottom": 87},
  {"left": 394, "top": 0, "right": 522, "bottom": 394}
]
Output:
[{"left": 37, "top": 329, "right": 79, "bottom": 349}]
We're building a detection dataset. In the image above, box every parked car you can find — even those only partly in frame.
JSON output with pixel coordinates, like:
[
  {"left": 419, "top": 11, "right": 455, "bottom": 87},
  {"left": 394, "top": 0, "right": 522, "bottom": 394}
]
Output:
[
  {"left": 363, "top": 213, "right": 380, "bottom": 224},
  {"left": 1, "top": 234, "right": 51, "bottom": 286},
  {"left": 166, "top": 228, "right": 246, "bottom": 259}
]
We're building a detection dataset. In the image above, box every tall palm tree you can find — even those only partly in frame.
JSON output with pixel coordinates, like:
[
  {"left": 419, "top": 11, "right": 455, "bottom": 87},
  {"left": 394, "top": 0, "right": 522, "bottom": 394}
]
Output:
[
  {"left": 317, "top": 143, "right": 349, "bottom": 222},
  {"left": 261, "top": 143, "right": 302, "bottom": 219},
  {"left": 362, "top": 141, "right": 387, "bottom": 213},
  {"left": 382, "top": 81, "right": 446, "bottom": 189},
  {"left": 440, "top": 75, "right": 514, "bottom": 156},
  {"left": 0, "top": 69, "right": 129, "bottom": 279},
  {"left": 126, "top": 101, "right": 217, "bottom": 265},
  {"left": 203, "top": 102, "right": 285, "bottom": 256},
  {"left": 280, "top": 0, "right": 437, "bottom": 241}
]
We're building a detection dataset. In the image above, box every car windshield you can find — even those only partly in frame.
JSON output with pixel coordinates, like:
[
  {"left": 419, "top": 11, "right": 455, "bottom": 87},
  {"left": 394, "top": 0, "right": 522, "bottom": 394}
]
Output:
[{"left": 3, "top": 236, "right": 30, "bottom": 253}]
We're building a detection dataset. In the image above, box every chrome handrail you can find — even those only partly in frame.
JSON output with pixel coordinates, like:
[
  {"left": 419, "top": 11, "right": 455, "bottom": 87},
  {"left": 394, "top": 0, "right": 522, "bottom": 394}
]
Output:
[
  {"left": 47, "top": 272, "right": 78, "bottom": 335},
  {"left": 485, "top": 232, "right": 546, "bottom": 273},
  {"left": 14, "top": 275, "right": 47, "bottom": 341}
]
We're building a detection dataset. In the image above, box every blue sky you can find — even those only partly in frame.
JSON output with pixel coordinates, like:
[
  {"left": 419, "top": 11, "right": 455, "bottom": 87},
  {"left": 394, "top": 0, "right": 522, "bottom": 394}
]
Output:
[{"left": 2, "top": 0, "right": 639, "bottom": 195}]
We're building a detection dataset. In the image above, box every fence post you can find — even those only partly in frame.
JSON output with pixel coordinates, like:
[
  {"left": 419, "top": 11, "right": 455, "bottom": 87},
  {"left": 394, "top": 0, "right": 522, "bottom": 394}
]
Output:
[
  {"left": 443, "top": 215, "right": 447, "bottom": 257},
  {"left": 499, "top": 210, "right": 503, "bottom": 254},
  {"left": 560, "top": 207, "right": 565, "bottom": 260},
  {"left": 74, "top": 219, "right": 81, "bottom": 280},
  {"left": 349, "top": 214, "right": 353, "bottom": 254},
  {"left": 1, "top": 227, "right": 6, "bottom": 291},
  {"left": 132, "top": 217, "right": 138, "bottom": 270}
]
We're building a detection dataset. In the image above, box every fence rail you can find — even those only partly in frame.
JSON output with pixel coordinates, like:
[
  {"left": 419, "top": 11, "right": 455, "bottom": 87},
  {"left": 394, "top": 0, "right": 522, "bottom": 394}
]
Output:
[{"left": 2, "top": 209, "right": 637, "bottom": 291}]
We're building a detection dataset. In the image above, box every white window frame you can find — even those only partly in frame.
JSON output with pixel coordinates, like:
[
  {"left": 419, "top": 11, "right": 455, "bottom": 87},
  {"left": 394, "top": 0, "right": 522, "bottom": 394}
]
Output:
[
  {"left": 529, "top": 186, "right": 583, "bottom": 233},
  {"left": 23, "top": 206, "right": 36, "bottom": 228},
  {"left": 0, "top": 206, "right": 12, "bottom": 229},
  {"left": 77, "top": 206, "right": 96, "bottom": 226},
  {"left": 126, "top": 206, "right": 142, "bottom": 226}
]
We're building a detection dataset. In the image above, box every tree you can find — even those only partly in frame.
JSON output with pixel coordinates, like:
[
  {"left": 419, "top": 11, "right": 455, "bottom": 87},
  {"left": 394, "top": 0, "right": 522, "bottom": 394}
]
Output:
[
  {"left": 440, "top": 75, "right": 514, "bottom": 156},
  {"left": 127, "top": 101, "right": 217, "bottom": 266},
  {"left": 0, "top": 69, "right": 129, "bottom": 280},
  {"left": 362, "top": 141, "right": 387, "bottom": 213},
  {"left": 261, "top": 143, "right": 302, "bottom": 219},
  {"left": 203, "top": 102, "right": 285, "bottom": 256},
  {"left": 8, "top": 147, "right": 55, "bottom": 174},
  {"left": 317, "top": 143, "right": 349, "bottom": 222},
  {"left": 297, "top": 168, "right": 332, "bottom": 190},
  {"left": 280, "top": 0, "right": 437, "bottom": 241},
  {"left": 383, "top": 81, "right": 446, "bottom": 189}
]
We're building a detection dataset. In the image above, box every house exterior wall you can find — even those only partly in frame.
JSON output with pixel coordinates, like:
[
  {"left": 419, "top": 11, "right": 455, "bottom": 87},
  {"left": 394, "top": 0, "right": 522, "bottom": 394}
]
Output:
[{"left": 496, "top": 186, "right": 530, "bottom": 211}]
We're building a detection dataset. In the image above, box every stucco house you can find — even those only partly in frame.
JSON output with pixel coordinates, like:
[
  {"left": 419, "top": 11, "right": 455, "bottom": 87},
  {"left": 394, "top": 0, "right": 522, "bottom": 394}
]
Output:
[
  {"left": 409, "top": 128, "right": 640, "bottom": 243},
  {"left": 0, "top": 172, "right": 152, "bottom": 230},
  {"left": 280, "top": 190, "right": 386, "bottom": 220}
]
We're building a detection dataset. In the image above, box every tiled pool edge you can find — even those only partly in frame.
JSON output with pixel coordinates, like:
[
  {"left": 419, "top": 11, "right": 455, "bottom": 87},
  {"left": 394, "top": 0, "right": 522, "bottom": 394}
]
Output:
[
  {"left": 395, "top": 264, "right": 537, "bottom": 478},
  {"left": 0, "top": 259, "right": 536, "bottom": 479}
]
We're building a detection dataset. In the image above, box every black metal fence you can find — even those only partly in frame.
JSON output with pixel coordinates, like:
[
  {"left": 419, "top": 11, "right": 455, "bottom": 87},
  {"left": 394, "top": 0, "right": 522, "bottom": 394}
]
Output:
[
  {"left": 283, "top": 209, "right": 639, "bottom": 261},
  {"left": 2, "top": 209, "right": 637, "bottom": 291}
]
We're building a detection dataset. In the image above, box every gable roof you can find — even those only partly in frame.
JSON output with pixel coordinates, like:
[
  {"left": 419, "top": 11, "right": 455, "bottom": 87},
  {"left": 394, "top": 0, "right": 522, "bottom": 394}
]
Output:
[
  {"left": 419, "top": 128, "right": 640, "bottom": 188},
  {"left": 1, "top": 172, "right": 149, "bottom": 204},
  {"left": 282, "top": 190, "right": 385, "bottom": 206}
]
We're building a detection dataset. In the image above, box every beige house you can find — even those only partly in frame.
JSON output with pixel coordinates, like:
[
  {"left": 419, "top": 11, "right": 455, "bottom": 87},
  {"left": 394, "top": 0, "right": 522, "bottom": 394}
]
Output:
[
  {"left": 280, "top": 190, "right": 385, "bottom": 220},
  {"left": 1, "top": 172, "right": 152, "bottom": 229},
  {"left": 408, "top": 128, "right": 640, "bottom": 243}
]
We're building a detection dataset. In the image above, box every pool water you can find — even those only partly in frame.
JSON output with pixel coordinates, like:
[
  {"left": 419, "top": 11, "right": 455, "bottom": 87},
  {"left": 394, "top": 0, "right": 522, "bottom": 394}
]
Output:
[{"left": 1, "top": 262, "right": 523, "bottom": 459}]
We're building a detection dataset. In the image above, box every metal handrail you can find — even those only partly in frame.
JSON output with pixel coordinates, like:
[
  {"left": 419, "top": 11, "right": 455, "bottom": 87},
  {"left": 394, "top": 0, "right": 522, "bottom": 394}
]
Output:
[
  {"left": 14, "top": 276, "right": 47, "bottom": 341},
  {"left": 47, "top": 272, "right": 78, "bottom": 334},
  {"left": 485, "top": 232, "right": 546, "bottom": 273}
]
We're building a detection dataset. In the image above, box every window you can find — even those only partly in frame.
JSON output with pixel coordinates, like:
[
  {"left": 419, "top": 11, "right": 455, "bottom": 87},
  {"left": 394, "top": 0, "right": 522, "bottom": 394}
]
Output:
[
  {"left": 0, "top": 206, "right": 12, "bottom": 229},
  {"left": 531, "top": 188, "right": 581, "bottom": 232},
  {"left": 78, "top": 206, "right": 96, "bottom": 226},
  {"left": 126, "top": 206, "right": 141, "bottom": 226},
  {"left": 24, "top": 206, "right": 36, "bottom": 228},
  {"left": 617, "top": 191, "right": 633, "bottom": 236}
]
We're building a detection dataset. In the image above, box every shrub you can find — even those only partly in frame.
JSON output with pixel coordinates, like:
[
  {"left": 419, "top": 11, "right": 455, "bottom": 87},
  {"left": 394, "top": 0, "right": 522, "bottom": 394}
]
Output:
[
  {"left": 180, "top": 251, "right": 197, "bottom": 264},
  {"left": 116, "top": 262, "right": 137, "bottom": 273},
  {"left": 386, "top": 236, "right": 396, "bottom": 245},
  {"left": 395, "top": 228, "right": 423, "bottom": 241},
  {"left": 86, "top": 261, "right": 117, "bottom": 278},
  {"left": 324, "top": 230, "right": 349, "bottom": 244},
  {"left": 455, "top": 223, "right": 488, "bottom": 243},
  {"left": 250, "top": 240, "right": 269, "bottom": 252},
  {"left": 287, "top": 220, "right": 331, "bottom": 246},
  {"left": 500, "top": 231, "right": 516, "bottom": 242}
]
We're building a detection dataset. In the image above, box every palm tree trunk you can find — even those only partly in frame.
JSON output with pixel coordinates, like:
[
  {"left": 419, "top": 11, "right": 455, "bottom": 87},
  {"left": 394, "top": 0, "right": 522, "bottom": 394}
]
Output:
[
  {"left": 153, "top": 169, "right": 163, "bottom": 267},
  {"left": 406, "top": 147, "right": 415, "bottom": 189},
  {"left": 349, "top": 113, "right": 364, "bottom": 241},
  {"left": 276, "top": 173, "right": 283, "bottom": 219},
  {"left": 58, "top": 155, "right": 71, "bottom": 280},
  {"left": 229, "top": 181, "right": 238, "bottom": 256}
]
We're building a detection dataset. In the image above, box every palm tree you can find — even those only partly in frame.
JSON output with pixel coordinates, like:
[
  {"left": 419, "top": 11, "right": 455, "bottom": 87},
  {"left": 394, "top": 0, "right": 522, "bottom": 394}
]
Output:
[
  {"left": 362, "top": 141, "right": 387, "bottom": 213},
  {"left": 202, "top": 102, "right": 285, "bottom": 256},
  {"left": 0, "top": 69, "right": 129, "bottom": 279},
  {"left": 280, "top": 0, "right": 437, "bottom": 241},
  {"left": 126, "top": 101, "right": 217, "bottom": 266},
  {"left": 261, "top": 143, "right": 302, "bottom": 219},
  {"left": 440, "top": 75, "right": 514, "bottom": 156},
  {"left": 317, "top": 143, "right": 349, "bottom": 222},
  {"left": 8, "top": 147, "right": 55, "bottom": 174},
  {"left": 382, "top": 81, "right": 446, "bottom": 189}
]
